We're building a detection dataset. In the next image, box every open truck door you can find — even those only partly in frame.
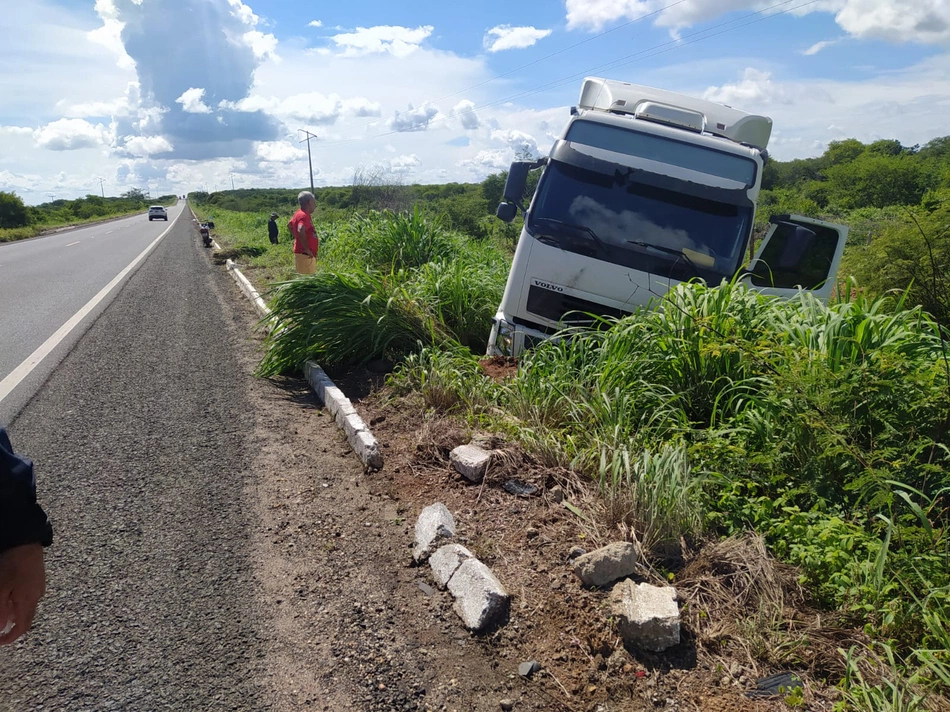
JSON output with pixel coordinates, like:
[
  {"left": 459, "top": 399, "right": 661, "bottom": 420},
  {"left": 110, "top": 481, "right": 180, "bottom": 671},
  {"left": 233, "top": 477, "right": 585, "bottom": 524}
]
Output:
[{"left": 739, "top": 214, "right": 848, "bottom": 302}]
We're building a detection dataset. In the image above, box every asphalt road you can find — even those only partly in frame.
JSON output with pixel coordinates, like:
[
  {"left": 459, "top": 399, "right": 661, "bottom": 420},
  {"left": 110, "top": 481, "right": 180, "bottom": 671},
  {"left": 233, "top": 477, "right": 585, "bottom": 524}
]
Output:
[
  {"left": 0, "top": 205, "right": 185, "bottom": 423},
  {"left": 0, "top": 211, "right": 268, "bottom": 710}
]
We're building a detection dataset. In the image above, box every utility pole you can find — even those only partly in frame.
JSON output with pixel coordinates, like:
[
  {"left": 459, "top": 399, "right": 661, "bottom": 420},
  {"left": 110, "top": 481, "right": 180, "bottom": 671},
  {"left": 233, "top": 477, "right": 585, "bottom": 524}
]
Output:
[
  {"left": 96, "top": 177, "right": 105, "bottom": 198},
  {"left": 298, "top": 129, "right": 317, "bottom": 195}
]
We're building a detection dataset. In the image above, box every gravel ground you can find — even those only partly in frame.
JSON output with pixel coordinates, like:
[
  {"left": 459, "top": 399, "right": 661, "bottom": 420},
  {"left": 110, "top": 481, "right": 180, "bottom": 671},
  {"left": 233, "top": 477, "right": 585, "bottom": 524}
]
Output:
[{"left": 0, "top": 216, "right": 540, "bottom": 712}]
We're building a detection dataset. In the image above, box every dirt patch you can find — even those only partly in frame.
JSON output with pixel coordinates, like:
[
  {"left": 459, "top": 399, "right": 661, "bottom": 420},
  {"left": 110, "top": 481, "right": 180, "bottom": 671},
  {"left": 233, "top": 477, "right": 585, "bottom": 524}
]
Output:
[
  {"left": 342, "top": 383, "right": 856, "bottom": 711},
  {"left": 479, "top": 356, "right": 519, "bottom": 381}
]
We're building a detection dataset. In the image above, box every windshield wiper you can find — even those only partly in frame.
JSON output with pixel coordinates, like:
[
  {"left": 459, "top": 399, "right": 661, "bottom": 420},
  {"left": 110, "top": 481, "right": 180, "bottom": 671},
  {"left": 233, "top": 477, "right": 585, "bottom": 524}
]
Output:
[
  {"left": 627, "top": 240, "right": 703, "bottom": 281},
  {"left": 530, "top": 217, "right": 606, "bottom": 251}
]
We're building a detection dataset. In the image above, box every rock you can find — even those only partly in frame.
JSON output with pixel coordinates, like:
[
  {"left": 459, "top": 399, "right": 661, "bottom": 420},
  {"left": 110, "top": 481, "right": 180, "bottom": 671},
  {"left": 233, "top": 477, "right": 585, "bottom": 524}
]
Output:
[
  {"left": 416, "top": 580, "right": 435, "bottom": 596},
  {"left": 525, "top": 527, "right": 539, "bottom": 540},
  {"left": 450, "top": 444, "right": 492, "bottom": 483},
  {"left": 567, "top": 546, "right": 586, "bottom": 561},
  {"left": 572, "top": 542, "right": 638, "bottom": 587},
  {"left": 429, "top": 544, "right": 474, "bottom": 589},
  {"left": 503, "top": 479, "right": 538, "bottom": 496},
  {"left": 609, "top": 580, "right": 680, "bottom": 652},
  {"left": 448, "top": 559, "right": 510, "bottom": 631},
  {"left": 500, "top": 699, "right": 514, "bottom": 711},
  {"left": 518, "top": 660, "right": 540, "bottom": 678},
  {"left": 549, "top": 486, "right": 565, "bottom": 503},
  {"left": 413, "top": 503, "right": 456, "bottom": 563}
]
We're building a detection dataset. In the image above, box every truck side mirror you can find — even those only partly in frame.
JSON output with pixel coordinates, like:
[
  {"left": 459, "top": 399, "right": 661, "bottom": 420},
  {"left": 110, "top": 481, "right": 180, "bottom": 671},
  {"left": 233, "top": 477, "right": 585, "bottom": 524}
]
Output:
[
  {"left": 496, "top": 202, "right": 518, "bottom": 223},
  {"left": 503, "top": 162, "right": 532, "bottom": 205}
]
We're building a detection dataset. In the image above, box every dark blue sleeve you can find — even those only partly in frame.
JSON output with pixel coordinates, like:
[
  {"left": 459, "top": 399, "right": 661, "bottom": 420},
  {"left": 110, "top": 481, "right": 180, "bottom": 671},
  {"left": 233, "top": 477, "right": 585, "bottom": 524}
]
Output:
[{"left": 0, "top": 428, "right": 53, "bottom": 551}]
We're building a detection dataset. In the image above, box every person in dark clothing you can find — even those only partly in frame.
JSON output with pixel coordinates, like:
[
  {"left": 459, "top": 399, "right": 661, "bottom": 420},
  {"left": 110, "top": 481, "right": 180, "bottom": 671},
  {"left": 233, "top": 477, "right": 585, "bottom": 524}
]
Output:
[
  {"left": 268, "top": 212, "right": 280, "bottom": 245},
  {"left": 0, "top": 427, "right": 52, "bottom": 645}
]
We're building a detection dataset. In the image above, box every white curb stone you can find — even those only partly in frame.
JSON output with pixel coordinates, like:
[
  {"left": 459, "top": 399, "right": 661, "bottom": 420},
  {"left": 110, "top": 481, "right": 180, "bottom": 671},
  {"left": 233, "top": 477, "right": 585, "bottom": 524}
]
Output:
[
  {"left": 573, "top": 542, "right": 638, "bottom": 588},
  {"left": 450, "top": 444, "right": 492, "bottom": 483},
  {"left": 303, "top": 361, "right": 383, "bottom": 470},
  {"left": 609, "top": 580, "right": 680, "bottom": 652},
  {"left": 448, "top": 559, "right": 510, "bottom": 631},
  {"left": 413, "top": 503, "right": 456, "bottom": 563},
  {"left": 225, "top": 259, "right": 270, "bottom": 319},
  {"left": 429, "top": 544, "right": 474, "bottom": 589},
  {"left": 351, "top": 430, "right": 383, "bottom": 471}
]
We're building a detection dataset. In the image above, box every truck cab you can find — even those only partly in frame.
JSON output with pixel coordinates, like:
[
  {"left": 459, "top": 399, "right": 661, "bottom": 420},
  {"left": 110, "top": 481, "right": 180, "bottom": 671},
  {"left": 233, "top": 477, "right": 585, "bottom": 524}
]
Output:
[{"left": 488, "top": 78, "right": 847, "bottom": 356}]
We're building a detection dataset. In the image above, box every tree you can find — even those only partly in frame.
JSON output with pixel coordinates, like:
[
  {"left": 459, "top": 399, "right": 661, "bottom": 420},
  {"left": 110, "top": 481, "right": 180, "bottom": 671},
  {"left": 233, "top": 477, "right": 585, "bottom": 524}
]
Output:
[
  {"left": 823, "top": 138, "right": 866, "bottom": 166},
  {"left": 0, "top": 191, "right": 29, "bottom": 229},
  {"left": 847, "top": 191, "right": 950, "bottom": 325},
  {"left": 824, "top": 153, "right": 936, "bottom": 210}
]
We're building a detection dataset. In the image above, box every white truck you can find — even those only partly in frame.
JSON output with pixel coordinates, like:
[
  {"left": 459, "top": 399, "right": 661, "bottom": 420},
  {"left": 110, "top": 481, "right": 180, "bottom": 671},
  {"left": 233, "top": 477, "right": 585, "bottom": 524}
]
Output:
[{"left": 488, "top": 77, "right": 847, "bottom": 356}]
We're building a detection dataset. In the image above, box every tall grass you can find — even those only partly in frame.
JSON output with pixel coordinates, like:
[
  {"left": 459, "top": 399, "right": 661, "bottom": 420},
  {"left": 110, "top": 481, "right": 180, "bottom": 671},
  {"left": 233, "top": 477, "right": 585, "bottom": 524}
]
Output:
[
  {"left": 411, "top": 280, "right": 949, "bottom": 655},
  {"left": 256, "top": 209, "right": 509, "bottom": 374}
]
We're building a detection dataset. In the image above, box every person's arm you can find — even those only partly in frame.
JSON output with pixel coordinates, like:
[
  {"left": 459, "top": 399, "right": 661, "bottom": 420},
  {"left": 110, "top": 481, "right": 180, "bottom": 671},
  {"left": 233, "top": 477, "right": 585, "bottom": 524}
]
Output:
[{"left": 0, "top": 428, "right": 52, "bottom": 645}]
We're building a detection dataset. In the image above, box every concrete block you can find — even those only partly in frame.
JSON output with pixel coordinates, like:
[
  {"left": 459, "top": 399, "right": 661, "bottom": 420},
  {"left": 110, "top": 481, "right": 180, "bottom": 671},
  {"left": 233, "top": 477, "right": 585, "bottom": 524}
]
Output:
[
  {"left": 351, "top": 430, "right": 383, "bottom": 471},
  {"left": 342, "top": 412, "right": 369, "bottom": 441},
  {"left": 573, "top": 541, "right": 638, "bottom": 588},
  {"left": 609, "top": 580, "right": 680, "bottom": 652},
  {"left": 333, "top": 401, "right": 359, "bottom": 429},
  {"left": 323, "top": 387, "right": 349, "bottom": 416},
  {"left": 429, "top": 544, "right": 474, "bottom": 589},
  {"left": 448, "top": 559, "right": 510, "bottom": 632},
  {"left": 450, "top": 444, "right": 492, "bottom": 483},
  {"left": 413, "top": 503, "right": 456, "bottom": 563}
]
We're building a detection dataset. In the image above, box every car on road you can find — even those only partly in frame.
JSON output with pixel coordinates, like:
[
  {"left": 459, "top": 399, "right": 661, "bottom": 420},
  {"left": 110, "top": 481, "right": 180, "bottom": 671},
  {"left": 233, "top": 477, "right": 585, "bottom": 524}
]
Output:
[{"left": 148, "top": 205, "right": 168, "bottom": 221}]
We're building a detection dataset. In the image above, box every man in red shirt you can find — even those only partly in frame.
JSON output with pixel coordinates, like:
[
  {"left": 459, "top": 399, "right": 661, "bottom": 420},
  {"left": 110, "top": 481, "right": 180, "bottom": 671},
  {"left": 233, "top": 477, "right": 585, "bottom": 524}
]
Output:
[{"left": 288, "top": 191, "right": 319, "bottom": 274}]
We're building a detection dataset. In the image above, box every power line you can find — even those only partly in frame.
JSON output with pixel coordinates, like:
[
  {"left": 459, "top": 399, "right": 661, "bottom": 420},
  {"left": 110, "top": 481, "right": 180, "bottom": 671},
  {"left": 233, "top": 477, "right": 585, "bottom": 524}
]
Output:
[{"left": 320, "top": 0, "right": 819, "bottom": 150}]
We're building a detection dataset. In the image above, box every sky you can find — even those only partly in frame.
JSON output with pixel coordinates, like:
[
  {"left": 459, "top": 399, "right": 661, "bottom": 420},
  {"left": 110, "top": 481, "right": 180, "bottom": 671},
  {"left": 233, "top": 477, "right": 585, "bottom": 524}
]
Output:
[{"left": 1, "top": 0, "right": 949, "bottom": 204}]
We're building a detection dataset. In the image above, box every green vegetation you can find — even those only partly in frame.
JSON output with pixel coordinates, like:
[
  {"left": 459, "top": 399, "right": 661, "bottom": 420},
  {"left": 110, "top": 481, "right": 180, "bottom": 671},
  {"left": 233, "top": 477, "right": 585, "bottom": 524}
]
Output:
[
  {"left": 196, "top": 135, "right": 950, "bottom": 705},
  {"left": 0, "top": 189, "right": 178, "bottom": 243}
]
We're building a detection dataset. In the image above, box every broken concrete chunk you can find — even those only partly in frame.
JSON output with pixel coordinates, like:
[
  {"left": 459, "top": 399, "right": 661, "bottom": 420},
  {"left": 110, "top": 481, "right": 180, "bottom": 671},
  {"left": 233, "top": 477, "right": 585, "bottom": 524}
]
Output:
[
  {"left": 413, "top": 503, "right": 456, "bottom": 563},
  {"left": 429, "top": 543, "right": 474, "bottom": 589},
  {"left": 448, "top": 559, "right": 510, "bottom": 631},
  {"left": 572, "top": 541, "right": 638, "bottom": 588},
  {"left": 450, "top": 444, "right": 492, "bottom": 483},
  {"left": 609, "top": 580, "right": 680, "bottom": 652}
]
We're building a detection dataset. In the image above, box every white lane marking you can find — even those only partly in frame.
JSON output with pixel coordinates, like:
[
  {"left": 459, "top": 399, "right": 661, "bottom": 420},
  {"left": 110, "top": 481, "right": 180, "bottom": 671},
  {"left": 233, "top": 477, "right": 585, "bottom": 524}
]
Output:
[
  {"left": 0, "top": 211, "right": 182, "bottom": 405},
  {"left": 66, "top": 241, "right": 80, "bottom": 247}
]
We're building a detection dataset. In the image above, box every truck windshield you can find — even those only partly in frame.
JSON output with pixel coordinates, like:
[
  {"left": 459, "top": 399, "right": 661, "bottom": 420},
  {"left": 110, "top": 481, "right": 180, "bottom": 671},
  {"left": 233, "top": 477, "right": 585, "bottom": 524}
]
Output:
[{"left": 527, "top": 160, "right": 751, "bottom": 282}]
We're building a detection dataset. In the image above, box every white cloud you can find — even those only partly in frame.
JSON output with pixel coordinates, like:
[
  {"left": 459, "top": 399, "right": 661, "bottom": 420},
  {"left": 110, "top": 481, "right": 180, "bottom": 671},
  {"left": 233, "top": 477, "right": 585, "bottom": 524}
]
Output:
[
  {"left": 122, "top": 135, "right": 173, "bottom": 156},
  {"left": 34, "top": 119, "right": 110, "bottom": 151},
  {"left": 0, "top": 126, "right": 37, "bottom": 137},
  {"left": 278, "top": 92, "right": 344, "bottom": 124},
  {"left": 389, "top": 104, "right": 439, "bottom": 132},
  {"left": 801, "top": 38, "right": 843, "bottom": 55},
  {"left": 564, "top": 0, "right": 950, "bottom": 45},
  {"left": 330, "top": 25, "right": 434, "bottom": 57},
  {"left": 255, "top": 140, "right": 307, "bottom": 162},
  {"left": 703, "top": 68, "right": 792, "bottom": 105},
  {"left": 388, "top": 153, "right": 420, "bottom": 175},
  {"left": 243, "top": 30, "right": 279, "bottom": 60},
  {"left": 343, "top": 97, "right": 382, "bottom": 118},
  {"left": 454, "top": 100, "right": 481, "bottom": 130},
  {"left": 491, "top": 128, "right": 540, "bottom": 156},
  {"left": 461, "top": 149, "right": 512, "bottom": 174},
  {"left": 308, "top": 20, "right": 323, "bottom": 28},
  {"left": 227, "top": 0, "right": 259, "bottom": 26},
  {"left": 176, "top": 88, "right": 213, "bottom": 114},
  {"left": 484, "top": 25, "right": 553, "bottom": 52}
]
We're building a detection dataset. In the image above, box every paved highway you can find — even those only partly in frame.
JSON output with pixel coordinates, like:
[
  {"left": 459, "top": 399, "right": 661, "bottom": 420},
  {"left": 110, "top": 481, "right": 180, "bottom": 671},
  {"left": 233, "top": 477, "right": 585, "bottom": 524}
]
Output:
[{"left": 0, "top": 204, "right": 186, "bottom": 422}]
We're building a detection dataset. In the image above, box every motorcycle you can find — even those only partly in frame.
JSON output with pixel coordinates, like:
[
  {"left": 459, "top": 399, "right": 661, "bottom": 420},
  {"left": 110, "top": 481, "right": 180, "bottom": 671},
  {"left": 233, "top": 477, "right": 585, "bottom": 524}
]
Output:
[{"left": 199, "top": 220, "right": 215, "bottom": 248}]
